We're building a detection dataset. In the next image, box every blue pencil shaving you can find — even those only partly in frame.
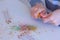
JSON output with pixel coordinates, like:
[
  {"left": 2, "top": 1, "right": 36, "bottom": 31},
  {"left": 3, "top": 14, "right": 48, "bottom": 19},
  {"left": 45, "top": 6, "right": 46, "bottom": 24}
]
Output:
[{"left": 11, "top": 25, "right": 21, "bottom": 31}]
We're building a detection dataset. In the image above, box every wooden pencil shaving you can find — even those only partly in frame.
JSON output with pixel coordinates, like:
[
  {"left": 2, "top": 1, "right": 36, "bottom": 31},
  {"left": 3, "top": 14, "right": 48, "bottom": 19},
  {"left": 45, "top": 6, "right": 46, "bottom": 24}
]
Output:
[{"left": 3, "top": 9, "right": 12, "bottom": 24}]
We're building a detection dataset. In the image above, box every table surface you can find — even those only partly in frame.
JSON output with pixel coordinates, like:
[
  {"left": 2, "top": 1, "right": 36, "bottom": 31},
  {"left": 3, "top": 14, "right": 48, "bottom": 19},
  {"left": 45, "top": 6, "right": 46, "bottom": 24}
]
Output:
[{"left": 0, "top": 0, "right": 60, "bottom": 40}]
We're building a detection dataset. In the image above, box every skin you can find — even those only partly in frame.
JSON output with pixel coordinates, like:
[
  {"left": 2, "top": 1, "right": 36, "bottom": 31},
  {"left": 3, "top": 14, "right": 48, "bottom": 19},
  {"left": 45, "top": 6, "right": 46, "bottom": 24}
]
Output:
[
  {"left": 43, "top": 9, "right": 60, "bottom": 26},
  {"left": 31, "top": 3, "right": 46, "bottom": 19}
]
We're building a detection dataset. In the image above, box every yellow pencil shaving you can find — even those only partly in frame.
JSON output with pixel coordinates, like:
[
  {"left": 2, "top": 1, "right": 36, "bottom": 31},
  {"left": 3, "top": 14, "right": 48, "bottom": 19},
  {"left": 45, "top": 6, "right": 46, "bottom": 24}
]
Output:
[{"left": 27, "top": 25, "right": 37, "bottom": 31}]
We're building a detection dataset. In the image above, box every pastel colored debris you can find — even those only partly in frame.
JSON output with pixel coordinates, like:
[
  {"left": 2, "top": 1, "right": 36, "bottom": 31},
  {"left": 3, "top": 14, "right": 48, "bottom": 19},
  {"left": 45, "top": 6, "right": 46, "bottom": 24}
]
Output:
[{"left": 11, "top": 25, "right": 20, "bottom": 31}]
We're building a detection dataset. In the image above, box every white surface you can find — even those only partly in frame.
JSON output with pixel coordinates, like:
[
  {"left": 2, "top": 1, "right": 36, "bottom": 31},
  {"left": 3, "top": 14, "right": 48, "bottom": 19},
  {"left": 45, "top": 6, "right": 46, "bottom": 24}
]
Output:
[{"left": 0, "top": 0, "right": 60, "bottom": 40}]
